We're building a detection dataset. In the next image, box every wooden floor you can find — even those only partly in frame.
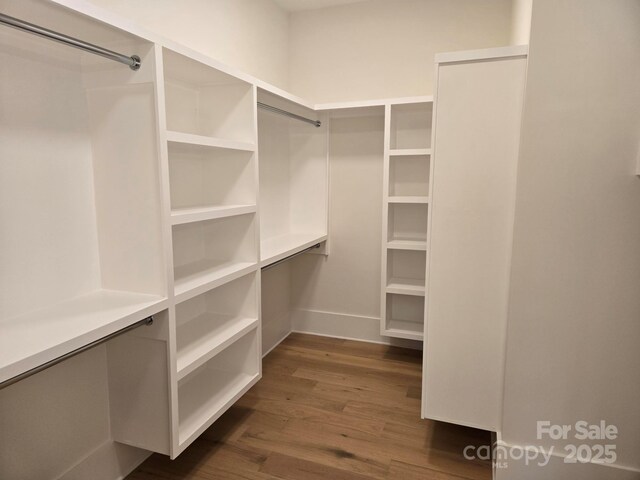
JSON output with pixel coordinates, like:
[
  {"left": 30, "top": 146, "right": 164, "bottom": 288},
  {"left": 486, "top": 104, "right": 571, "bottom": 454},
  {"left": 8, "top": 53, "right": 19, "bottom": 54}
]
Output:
[{"left": 127, "top": 333, "right": 492, "bottom": 480}]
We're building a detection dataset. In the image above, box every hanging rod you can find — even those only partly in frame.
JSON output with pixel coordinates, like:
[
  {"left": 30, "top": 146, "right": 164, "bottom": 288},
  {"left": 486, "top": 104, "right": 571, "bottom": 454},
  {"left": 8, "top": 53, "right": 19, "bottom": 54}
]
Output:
[
  {"left": 0, "top": 13, "right": 141, "bottom": 70},
  {"left": 0, "top": 316, "right": 153, "bottom": 390},
  {"left": 262, "top": 243, "right": 321, "bottom": 271},
  {"left": 258, "top": 102, "right": 321, "bottom": 128}
]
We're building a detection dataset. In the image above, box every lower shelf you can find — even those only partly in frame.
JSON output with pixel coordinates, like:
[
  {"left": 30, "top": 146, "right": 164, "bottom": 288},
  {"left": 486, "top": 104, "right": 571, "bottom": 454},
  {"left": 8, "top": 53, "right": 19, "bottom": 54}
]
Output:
[
  {"left": 383, "top": 320, "right": 424, "bottom": 341},
  {"left": 0, "top": 289, "right": 167, "bottom": 384},
  {"left": 260, "top": 232, "right": 327, "bottom": 267},
  {"left": 384, "top": 293, "right": 424, "bottom": 341},
  {"left": 177, "top": 327, "right": 260, "bottom": 450}
]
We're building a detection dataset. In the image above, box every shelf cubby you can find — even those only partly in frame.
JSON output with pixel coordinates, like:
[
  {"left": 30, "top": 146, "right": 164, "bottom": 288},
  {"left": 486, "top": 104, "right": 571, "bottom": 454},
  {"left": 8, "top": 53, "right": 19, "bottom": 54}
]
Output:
[
  {"left": 0, "top": 30, "right": 167, "bottom": 382},
  {"left": 172, "top": 213, "right": 257, "bottom": 301},
  {"left": 175, "top": 272, "right": 258, "bottom": 379},
  {"left": 387, "top": 203, "right": 429, "bottom": 243},
  {"left": 390, "top": 102, "right": 433, "bottom": 150},
  {"left": 389, "top": 154, "right": 431, "bottom": 197},
  {"left": 385, "top": 294, "right": 425, "bottom": 340},
  {"left": 162, "top": 48, "right": 255, "bottom": 144},
  {"left": 386, "top": 250, "right": 426, "bottom": 296},
  {"left": 167, "top": 140, "right": 257, "bottom": 221},
  {"left": 177, "top": 328, "right": 259, "bottom": 449}
]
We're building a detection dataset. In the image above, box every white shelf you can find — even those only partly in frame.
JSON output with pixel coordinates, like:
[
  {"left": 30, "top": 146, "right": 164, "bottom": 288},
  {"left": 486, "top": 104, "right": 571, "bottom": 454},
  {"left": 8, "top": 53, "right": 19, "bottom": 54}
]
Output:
[
  {"left": 179, "top": 369, "right": 259, "bottom": 447},
  {"left": 166, "top": 130, "right": 255, "bottom": 152},
  {"left": 382, "top": 321, "right": 424, "bottom": 341},
  {"left": 0, "top": 290, "right": 167, "bottom": 384},
  {"left": 388, "top": 196, "right": 430, "bottom": 204},
  {"left": 314, "top": 95, "right": 433, "bottom": 111},
  {"left": 387, "top": 240, "right": 427, "bottom": 251},
  {"left": 260, "top": 232, "right": 327, "bottom": 267},
  {"left": 386, "top": 277, "right": 426, "bottom": 296},
  {"left": 170, "top": 204, "right": 256, "bottom": 225},
  {"left": 389, "top": 148, "right": 431, "bottom": 156},
  {"left": 174, "top": 260, "right": 257, "bottom": 303},
  {"left": 177, "top": 316, "right": 258, "bottom": 380}
]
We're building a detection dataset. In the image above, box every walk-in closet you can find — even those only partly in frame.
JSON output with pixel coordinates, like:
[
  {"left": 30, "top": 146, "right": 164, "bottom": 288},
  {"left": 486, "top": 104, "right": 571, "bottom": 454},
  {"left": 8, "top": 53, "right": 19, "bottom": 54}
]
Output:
[{"left": 1, "top": 1, "right": 639, "bottom": 480}]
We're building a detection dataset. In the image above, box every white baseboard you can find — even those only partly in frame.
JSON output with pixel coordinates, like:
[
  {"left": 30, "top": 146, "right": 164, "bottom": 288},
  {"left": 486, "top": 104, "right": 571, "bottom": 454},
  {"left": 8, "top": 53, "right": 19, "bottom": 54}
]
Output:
[
  {"left": 57, "top": 441, "right": 150, "bottom": 480},
  {"left": 291, "top": 308, "right": 423, "bottom": 350},
  {"left": 494, "top": 441, "right": 640, "bottom": 480}
]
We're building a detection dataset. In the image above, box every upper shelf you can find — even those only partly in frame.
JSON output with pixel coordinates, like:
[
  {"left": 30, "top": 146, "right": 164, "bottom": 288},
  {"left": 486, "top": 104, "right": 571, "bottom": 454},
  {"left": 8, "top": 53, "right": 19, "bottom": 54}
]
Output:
[
  {"left": 166, "top": 131, "right": 255, "bottom": 152},
  {"left": 0, "top": 290, "right": 167, "bottom": 384},
  {"left": 171, "top": 205, "right": 257, "bottom": 226},
  {"left": 261, "top": 232, "right": 327, "bottom": 267},
  {"left": 388, "top": 196, "right": 430, "bottom": 204}
]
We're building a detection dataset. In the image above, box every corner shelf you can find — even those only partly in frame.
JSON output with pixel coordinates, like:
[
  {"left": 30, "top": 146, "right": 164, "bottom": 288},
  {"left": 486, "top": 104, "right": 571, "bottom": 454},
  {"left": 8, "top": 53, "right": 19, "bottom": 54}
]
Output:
[{"left": 260, "top": 232, "right": 327, "bottom": 267}]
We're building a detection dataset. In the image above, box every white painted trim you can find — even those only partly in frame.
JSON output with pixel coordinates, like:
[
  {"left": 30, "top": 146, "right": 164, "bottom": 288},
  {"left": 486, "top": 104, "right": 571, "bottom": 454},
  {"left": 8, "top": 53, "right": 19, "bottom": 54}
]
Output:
[
  {"left": 56, "top": 441, "right": 150, "bottom": 480},
  {"left": 292, "top": 309, "right": 422, "bottom": 349},
  {"left": 436, "top": 45, "right": 529, "bottom": 64}
]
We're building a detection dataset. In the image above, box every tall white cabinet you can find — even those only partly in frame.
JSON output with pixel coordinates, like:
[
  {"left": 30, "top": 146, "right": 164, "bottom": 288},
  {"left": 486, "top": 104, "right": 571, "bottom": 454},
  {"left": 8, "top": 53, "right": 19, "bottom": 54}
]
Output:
[{"left": 422, "top": 46, "right": 528, "bottom": 431}]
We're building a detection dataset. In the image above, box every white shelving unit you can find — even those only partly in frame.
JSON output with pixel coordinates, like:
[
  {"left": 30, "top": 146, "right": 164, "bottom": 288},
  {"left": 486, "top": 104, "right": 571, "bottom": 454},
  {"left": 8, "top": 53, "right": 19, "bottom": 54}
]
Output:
[
  {"left": 158, "top": 47, "right": 262, "bottom": 456},
  {"left": 381, "top": 101, "right": 434, "bottom": 340}
]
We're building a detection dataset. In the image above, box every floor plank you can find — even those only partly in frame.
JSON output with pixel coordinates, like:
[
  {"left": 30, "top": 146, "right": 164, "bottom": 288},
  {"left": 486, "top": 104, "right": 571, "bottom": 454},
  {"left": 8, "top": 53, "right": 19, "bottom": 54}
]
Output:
[{"left": 126, "top": 333, "right": 492, "bottom": 480}]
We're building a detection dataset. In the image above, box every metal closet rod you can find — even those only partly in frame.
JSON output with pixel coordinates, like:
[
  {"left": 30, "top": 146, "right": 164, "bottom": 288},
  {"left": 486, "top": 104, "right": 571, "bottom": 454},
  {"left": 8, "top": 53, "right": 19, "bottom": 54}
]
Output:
[
  {"left": 0, "top": 316, "right": 154, "bottom": 390},
  {"left": 258, "top": 102, "right": 321, "bottom": 128},
  {"left": 0, "top": 12, "right": 141, "bottom": 70},
  {"left": 262, "top": 243, "right": 322, "bottom": 271}
]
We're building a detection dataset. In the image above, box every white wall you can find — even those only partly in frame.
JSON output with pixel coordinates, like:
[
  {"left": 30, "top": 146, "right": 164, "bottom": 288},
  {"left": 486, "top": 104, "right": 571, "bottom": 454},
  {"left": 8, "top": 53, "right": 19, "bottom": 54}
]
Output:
[
  {"left": 84, "top": 0, "right": 290, "bottom": 89},
  {"left": 292, "top": 111, "right": 384, "bottom": 320},
  {"left": 288, "top": 0, "right": 513, "bottom": 103},
  {"left": 290, "top": 110, "right": 417, "bottom": 347},
  {"left": 500, "top": 0, "right": 640, "bottom": 477}
]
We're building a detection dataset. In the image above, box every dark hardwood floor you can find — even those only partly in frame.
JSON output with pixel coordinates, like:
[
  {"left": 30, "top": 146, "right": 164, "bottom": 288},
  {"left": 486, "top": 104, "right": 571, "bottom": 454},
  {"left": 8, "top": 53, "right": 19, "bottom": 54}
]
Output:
[{"left": 127, "top": 333, "right": 492, "bottom": 480}]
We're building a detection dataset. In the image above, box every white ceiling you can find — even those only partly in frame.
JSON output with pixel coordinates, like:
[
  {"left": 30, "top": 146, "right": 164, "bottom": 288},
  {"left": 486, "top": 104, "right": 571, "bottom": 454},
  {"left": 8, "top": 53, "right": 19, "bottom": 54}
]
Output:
[{"left": 273, "top": 0, "right": 370, "bottom": 12}]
